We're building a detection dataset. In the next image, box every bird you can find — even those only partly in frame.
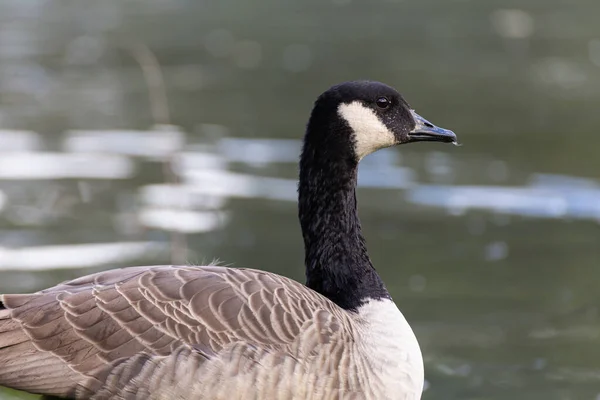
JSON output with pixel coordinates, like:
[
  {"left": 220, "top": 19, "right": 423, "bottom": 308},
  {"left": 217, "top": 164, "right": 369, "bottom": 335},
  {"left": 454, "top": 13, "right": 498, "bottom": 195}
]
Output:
[{"left": 0, "top": 80, "right": 457, "bottom": 400}]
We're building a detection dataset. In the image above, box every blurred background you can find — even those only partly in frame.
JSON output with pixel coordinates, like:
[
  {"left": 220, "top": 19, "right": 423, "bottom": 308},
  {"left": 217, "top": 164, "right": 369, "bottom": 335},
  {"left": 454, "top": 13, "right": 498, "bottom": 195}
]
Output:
[{"left": 0, "top": 0, "right": 599, "bottom": 399}]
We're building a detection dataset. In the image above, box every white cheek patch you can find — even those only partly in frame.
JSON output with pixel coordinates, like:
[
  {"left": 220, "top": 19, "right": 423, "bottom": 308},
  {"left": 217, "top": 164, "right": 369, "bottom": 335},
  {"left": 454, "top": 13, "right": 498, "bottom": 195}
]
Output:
[{"left": 338, "top": 101, "right": 396, "bottom": 160}]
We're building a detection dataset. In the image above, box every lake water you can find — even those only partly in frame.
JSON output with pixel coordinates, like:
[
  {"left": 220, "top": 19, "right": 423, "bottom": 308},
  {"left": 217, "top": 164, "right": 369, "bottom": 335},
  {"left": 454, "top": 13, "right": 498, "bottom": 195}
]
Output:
[{"left": 0, "top": 1, "right": 600, "bottom": 399}]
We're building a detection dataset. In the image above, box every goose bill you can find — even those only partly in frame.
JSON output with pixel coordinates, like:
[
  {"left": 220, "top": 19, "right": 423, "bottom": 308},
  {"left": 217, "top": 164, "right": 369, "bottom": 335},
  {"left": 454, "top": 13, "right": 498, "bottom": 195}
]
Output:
[{"left": 408, "top": 110, "right": 457, "bottom": 143}]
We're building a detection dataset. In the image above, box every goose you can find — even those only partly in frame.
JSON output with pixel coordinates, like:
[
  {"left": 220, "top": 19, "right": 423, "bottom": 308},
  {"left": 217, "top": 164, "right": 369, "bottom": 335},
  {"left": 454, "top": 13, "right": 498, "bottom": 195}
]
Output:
[{"left": 0, "top": 80, "right": 456, "bottom": 400}]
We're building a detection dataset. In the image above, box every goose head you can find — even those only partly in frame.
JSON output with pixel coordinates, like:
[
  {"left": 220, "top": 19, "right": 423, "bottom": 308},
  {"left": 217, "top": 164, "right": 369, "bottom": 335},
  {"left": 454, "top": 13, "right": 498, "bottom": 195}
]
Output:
[
  {"left": 305, "top": 80, "right": 456, "bottom": 162},
  {"left": 300, "top": 81, "right": 457, "bottom": 311}
]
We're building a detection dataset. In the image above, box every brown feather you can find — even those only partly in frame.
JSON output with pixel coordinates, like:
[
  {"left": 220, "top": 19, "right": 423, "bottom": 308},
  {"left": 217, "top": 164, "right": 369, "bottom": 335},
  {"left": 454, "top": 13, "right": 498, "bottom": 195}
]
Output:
[{"left": 0, "top": 265, "right": 357, "bottom": 399}]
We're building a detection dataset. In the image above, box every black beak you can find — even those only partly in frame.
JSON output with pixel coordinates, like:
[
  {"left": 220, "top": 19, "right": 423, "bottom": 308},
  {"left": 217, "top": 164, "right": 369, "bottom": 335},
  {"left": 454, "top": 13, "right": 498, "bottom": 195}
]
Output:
[{"left": 408, "top": 110, "right": 457, "bottom": 144}]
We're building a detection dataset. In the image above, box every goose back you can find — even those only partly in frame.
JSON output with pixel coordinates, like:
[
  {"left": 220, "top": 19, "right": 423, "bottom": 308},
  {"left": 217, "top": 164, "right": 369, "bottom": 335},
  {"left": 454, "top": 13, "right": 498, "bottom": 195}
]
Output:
[{"left": 0, "top": 265, "right": 421, "bottom": 399}]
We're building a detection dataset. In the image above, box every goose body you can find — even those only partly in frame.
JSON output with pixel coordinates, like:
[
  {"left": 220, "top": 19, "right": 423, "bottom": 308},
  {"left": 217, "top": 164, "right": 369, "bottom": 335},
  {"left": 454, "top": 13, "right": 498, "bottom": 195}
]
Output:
[{"left": 0, "top": 81, "right": 456, "bottom": 400}]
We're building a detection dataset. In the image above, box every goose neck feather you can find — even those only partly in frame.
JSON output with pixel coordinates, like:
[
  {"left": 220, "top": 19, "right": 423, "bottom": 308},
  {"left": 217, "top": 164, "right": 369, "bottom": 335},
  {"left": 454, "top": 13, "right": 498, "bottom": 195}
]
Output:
[{"left": 298, "top": 103, "right": 390, "bottom": 311}]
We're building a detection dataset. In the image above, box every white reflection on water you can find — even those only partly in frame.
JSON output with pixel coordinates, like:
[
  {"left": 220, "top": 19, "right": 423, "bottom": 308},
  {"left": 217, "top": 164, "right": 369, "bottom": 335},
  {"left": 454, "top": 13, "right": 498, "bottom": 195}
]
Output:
[
  {"left": 212, "top": 138, "right": 600, "bottom": 221},
  {"left": 138, "top": 208, "right": 227, "bottom": 234},
  {"left": 0, "top": 242, "right": 167, "bottom": 271},
  {"left": 407, "top": 174, "right": 600, "bottom": 221},
  {"left": 141, "top": 184, "right": 227, "bottom": 210},
  {"left": 0, "top": 130, "right": 41, "bottom": 151},
  {"left": 175, "top": 151, "right": 227, "bottom": 172},
  {"left": 2, "top": 129, "right": 599, "bottom": 272},
  {"left": 183, "top": 170, "right": 298, "bottom": 201},
  {"left": 143, "top": 136, "right": 600, "bottom": 231},
  {"left": 0, "top": 152, "right": 134, "bottom": 180},
  {"left": 217, "top": 138, "right": 301, "bottom": 165},
  {"left": 63, "top": 125, "right": 185, "bottom": 160}
]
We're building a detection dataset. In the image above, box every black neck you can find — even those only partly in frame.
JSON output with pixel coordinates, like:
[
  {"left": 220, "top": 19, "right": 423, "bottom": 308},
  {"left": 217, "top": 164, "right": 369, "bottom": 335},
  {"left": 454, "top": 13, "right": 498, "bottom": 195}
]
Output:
[{"left": 298, "top": 107, "right": 390, "bottom": 311}]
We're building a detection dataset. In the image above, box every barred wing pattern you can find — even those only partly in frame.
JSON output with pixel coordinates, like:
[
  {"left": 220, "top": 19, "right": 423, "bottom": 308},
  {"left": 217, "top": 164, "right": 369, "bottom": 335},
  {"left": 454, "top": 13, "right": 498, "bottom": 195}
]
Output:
[{"left": 0, "top": 265, "right": 362, "bottom": 399}]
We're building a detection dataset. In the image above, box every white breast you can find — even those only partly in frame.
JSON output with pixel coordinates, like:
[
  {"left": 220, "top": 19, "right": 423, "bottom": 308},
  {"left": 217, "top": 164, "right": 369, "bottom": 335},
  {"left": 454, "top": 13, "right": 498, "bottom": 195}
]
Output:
[{"left": 354, "top": 298, "right": 424, "bottom": 400}]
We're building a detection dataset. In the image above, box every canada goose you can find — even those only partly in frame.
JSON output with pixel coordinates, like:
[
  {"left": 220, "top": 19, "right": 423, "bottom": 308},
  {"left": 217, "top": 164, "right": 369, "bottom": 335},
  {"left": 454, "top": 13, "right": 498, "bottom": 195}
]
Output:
[{"left": 0, "top": 81, "right": 456, "bottom": 400}]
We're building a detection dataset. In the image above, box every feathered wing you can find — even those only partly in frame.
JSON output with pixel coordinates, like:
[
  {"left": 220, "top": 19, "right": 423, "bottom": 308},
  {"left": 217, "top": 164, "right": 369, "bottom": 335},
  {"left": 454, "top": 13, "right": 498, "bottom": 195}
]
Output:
[{"left": 0, "top": 265, "right": 352, "bottom": 399}]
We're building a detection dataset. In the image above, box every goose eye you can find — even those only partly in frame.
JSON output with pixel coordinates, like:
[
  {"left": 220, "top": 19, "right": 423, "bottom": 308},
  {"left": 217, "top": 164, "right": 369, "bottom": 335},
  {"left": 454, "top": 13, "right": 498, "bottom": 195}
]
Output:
[{"left": 376, "top": 97, "right": 390, "bottom": 109}]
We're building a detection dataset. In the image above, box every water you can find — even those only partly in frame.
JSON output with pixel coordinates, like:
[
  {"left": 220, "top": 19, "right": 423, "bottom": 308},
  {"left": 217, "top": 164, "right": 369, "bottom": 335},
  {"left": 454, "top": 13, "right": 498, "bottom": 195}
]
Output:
[{"left": 1, "top": 0, "right": 600, "bottom": 399}]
